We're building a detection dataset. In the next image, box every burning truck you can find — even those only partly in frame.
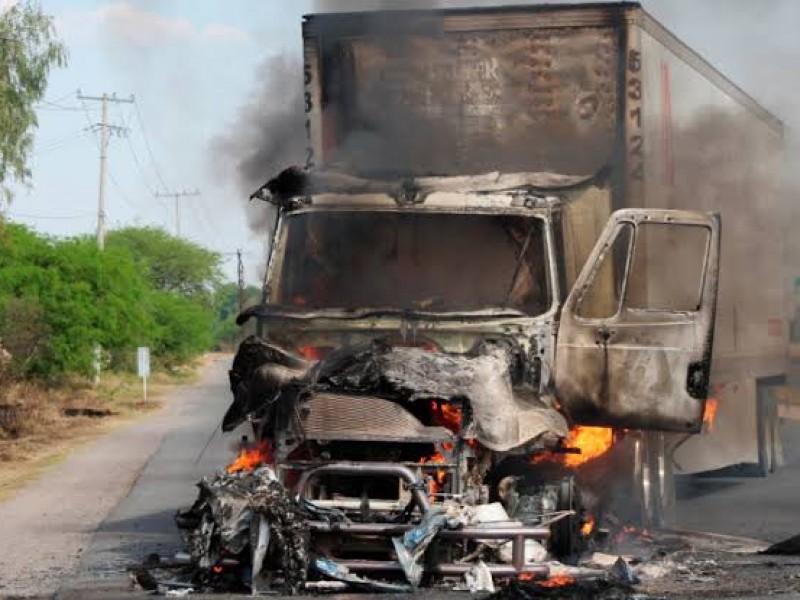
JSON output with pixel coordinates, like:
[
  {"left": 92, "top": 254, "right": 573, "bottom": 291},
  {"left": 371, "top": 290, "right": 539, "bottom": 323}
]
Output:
[{"left": 173, "top": 2, "right": 788, "bottom": 594}]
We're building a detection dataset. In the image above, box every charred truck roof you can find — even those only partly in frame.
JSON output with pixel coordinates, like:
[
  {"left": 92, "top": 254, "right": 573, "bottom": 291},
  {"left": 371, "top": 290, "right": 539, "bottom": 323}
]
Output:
[{"left": 302, "top": 2, "right": 643, "bottom": 34}]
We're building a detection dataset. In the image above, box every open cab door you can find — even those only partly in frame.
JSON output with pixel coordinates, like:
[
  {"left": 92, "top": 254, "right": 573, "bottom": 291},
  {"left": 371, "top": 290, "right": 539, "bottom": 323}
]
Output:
[{"left": 555, "top": 209, "right": 720, "bottom": 432}]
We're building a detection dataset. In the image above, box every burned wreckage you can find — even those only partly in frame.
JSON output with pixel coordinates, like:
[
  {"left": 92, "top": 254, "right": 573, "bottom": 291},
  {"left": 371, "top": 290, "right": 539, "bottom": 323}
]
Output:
[
  {"left": 162, "top": 0, "right": 797, "bottom": 591},
  {"left": 170, "top": 166, "right": 722, "bottom": 593}
]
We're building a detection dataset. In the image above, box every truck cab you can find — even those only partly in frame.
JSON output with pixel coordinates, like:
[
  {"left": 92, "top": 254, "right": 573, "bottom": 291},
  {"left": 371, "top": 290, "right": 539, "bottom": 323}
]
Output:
[
  {"left": 222, "top": 2, "right": 788, "bottom": 583},
  {"left": 230, "top": 169, "right": 719, "bottom": 573}
]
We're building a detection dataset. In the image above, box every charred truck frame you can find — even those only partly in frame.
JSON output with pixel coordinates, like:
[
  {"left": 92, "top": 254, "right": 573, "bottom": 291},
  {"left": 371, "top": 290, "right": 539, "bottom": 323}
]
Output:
[{"left": 224, "top": 1, "right": 786, "bottom": 586}]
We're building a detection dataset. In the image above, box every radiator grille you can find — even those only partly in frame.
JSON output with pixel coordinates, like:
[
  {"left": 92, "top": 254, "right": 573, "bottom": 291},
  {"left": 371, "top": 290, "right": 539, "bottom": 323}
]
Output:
[{"left": 302, "top": 393, "right": 453, "bottom": 443}]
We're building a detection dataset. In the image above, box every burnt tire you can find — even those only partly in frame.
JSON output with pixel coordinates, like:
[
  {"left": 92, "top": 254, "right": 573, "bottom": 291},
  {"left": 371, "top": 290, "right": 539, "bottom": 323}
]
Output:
[
  {"left": 756, "top": 382, "right": 781, "bottom": 476},
  {"left": 550, "top": 476, "right": 584, "bottom": 563},
  {"left": 634, "top": 431, "right": 675, "bottom": 529}
]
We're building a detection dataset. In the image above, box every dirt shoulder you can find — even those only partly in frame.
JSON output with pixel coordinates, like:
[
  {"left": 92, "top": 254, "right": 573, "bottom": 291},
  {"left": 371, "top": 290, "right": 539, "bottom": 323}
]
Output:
[
  {"left": 0, "top": 355, "right": 231, "bottom": 598},
  {"left": 0, "top": 354, "right": 222, "bottom": 501}
]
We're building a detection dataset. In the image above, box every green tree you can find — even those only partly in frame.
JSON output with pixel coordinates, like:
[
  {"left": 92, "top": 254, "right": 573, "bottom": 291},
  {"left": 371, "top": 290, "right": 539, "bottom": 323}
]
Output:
[
  {"left": 106, "top": 227, "right": 224, "bottom": 368},
  {"left": 106, "top": 227, "right": 222, "bottom": 301},
  {"left": 0, "top": 226, "right": 224, "bottom": 377},
  {"left": 0, "top": 295, "right": 49, "bottom": 377},
  {"left": 0, "top": 225, "right": 154, "bottom": 377},
  {"left": 149, "top": 292, "right": 213, "bottom": 368},
  {"left": 0, "top": 2, "right": 67, "bottom": 202},
  {"left": 212, "top": 282, "right": 260, "bottom": 349}
]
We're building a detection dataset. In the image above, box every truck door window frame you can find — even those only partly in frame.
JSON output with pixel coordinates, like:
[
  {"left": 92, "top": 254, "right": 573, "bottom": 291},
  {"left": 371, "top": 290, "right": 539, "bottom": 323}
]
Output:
[
  {"left": 574, "top": 220, "right": 712, "bottom": 321},
  {"left": 625, "top": 222, "right": 712, "bottom": 314},
  {"left": 574, "top": 221, "right": 634, "bottom": 321}
]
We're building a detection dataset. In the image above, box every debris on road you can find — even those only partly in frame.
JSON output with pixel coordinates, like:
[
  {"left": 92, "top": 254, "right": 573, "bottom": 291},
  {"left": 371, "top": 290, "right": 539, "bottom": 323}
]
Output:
[
  {"left": 173, "top": 465, "right": 311, "bottom": 595},
  {"left": 463, "top": 561, "right": 496, "bottom": 593},
  {"left": 760, "top": 533, "right": 800, "bottom": 555},
  {"left": 130, "top": 449, "right": 798, "bottom": 598},
  {"left": 610, "top": 556, "right": 639, "bottom": 585},
  {"left": 491, "top": 578, "right": 636, "bottom": 600},
  {"left": 312, "top": 557, "right": 413, "bottom": 593},
  {"left": 128, "top": 332, "right": 796, "bottom": 596}
]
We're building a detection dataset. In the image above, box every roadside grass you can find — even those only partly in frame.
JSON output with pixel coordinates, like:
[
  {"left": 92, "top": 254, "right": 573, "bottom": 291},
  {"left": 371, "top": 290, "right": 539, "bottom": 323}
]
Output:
[{"left": 0, "top": 358, "right": 207, "bottom": 500}]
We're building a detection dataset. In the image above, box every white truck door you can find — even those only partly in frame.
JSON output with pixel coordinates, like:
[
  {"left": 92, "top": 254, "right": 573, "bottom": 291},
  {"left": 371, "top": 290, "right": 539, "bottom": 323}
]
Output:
[{"left": 555, "top": 209, "right": 720, "bottom": 433}]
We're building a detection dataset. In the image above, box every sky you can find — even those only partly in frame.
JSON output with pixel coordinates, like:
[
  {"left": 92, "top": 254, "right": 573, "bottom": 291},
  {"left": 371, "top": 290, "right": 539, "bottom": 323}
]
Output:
[
  {"left": 2, "top": 0, "right": 797, "bottom": 283},
  {"left": 3, "top": 1, "right": 317, "bottom": 282}
]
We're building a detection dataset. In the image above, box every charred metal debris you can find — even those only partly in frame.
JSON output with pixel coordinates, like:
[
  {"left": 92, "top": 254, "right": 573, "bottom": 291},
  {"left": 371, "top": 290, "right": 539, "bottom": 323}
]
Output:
[
  {"left": 128, "top": 336, "right": 782, "bottom": 595},
  {"left": 132, "top": 339, "right": 545, "bottom": 593}
]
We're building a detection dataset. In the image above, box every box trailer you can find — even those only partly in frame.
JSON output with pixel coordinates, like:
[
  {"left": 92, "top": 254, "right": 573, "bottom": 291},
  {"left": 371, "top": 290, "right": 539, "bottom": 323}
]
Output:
[{"left": 300, "top": 1, "right": 789, "bottom": 482}]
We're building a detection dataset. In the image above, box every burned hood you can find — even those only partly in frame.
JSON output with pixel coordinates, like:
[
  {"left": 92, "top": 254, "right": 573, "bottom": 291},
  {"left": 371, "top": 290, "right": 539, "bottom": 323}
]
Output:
[{"left": 226, "top": 337, "right": 568, "bottom": 452}]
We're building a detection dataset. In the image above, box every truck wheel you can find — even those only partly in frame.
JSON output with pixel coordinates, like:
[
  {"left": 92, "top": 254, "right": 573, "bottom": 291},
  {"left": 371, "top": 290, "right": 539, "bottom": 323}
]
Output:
[
  {"left": 634, "top": 432, "right": 675, "bottom": 529},
  {"left": 550, "top": 476, "right": 584, "bottom": 563},
  {"left": 756, "top": 382, "right": 781, "bottom": 476}
]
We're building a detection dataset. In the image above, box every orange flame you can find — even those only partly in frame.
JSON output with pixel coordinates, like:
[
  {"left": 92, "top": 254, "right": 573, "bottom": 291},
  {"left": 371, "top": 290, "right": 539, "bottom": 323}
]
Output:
[
  {"left": 518, "top": 573, "right": 575, "bottom": 587},
  {"left": 532, "top": 426, "right": 614, "bottom": 468},
  {"left": 226, "top": 440, "right": 273, "bottom": 474},
  {"left": 615, "top": 524, "right": 653, "bottom": 543},
  {"left": 420, "top": 451, "right": 447, "bottom": 482},
  {"left": 429, "top": 401, "right": 479, "bottom": 449},
  {"left": 539, "top": 575, "right": 576, "bottom": 588},
  {"left": 581, "top": 514, "right": 596, "bottom": 536},
  {"left": 297, "top": 345, "right": 332, "bottom": 361},
  {"left": 563, "top": 426, "right": 614, "bottom": 468},
  {"left": 703, "top": 398, "right": 719, "bottom": 431},
  {"left": 430, "top": 400, "right": 463, "bottom": 433},
  {"left": 420, "top": 450, "right": 447, "bottom": 498}
]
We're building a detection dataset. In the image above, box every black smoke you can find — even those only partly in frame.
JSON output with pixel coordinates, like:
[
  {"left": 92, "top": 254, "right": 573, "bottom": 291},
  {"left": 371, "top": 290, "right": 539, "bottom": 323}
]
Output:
[
  {"left": 211, "top": 55, "right": 306, "bottom": 232},
  {"left": 212, "top": 1, "right": 797, "bottom": 238}
]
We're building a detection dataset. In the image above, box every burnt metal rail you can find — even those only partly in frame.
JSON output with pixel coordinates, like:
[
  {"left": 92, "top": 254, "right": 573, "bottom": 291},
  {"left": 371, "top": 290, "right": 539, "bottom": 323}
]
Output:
[
  {"left": 337, "top": 560, "right": 550, "bottom": 578},
  {"left": 295, "top": 462, "right": 551, "bottom": 576},
  {"left": 294, "top": 462, "right": 433, "bottom": 513},
  {"left": 309, "top": 521, "right": 551, "bottom": 575}
]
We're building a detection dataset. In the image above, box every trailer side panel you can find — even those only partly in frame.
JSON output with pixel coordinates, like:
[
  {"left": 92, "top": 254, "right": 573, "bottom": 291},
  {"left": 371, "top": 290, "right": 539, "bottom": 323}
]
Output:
[{"left": 636, "top": 17, "right": 787, "bottom": 473}]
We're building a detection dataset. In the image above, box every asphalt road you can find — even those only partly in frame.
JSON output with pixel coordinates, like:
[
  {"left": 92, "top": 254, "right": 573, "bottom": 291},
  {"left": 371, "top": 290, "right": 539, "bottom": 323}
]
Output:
[
  {"left": 1, "top": 356, "right": 799, "bottom": 599},
  {"left": 0, "top": 356, "right": 243, "bottom": 598},
  {"left": 63, "top": 356, "right": 250, "bottom": 598},
  {"left": 676, "top": 419, "right": 800, "bottom": 542}
]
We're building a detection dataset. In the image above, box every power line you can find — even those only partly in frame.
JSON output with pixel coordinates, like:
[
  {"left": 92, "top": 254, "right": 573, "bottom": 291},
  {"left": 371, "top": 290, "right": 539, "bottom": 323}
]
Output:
[
  {"left": 37, "top": 127, "right": 89, "bottom": 146},
  {"left": 132, "top": 98, "right": 170, "bottom": 193},
  {"left": 123, "top": 98, "right": 177, "bottom": 222},
  {"left": 184, "top": 193, "right": 221, "bottom": 242},
  {"left": 114, "top": 103, "right": 174, "bottom": 222},
  {"left": 155, "top": 189, "right": 201, "bottom": 237},
  {"left": 117, "top": 106, "right": 157, "bottom": 197},
  {"left": 8, "top": 211, "right": 94, "bottom": 220},
  {"left": 43, "top": 91, "right": 75, "bottom": 105},
  {"left": 37, "top": 91, "right": 97, "bottom": 112},
  {"left": 34, "top": 129, "right": 92, "bottom": 155},
  {"left": 35, "top": 100, "right": 90, "bottom": 112},
  {"left": 107, "top": 170, "right": 143, "bottom": 215}
]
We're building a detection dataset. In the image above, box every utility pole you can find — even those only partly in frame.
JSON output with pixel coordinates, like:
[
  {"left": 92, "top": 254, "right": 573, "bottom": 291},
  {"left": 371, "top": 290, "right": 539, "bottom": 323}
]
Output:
[
  {"left": 155, "top": 189, "right": 201, "bottom": 237},
  {"left": 78, "top": 91, "right": 133, "bottom": 388},
  {"left": 77, "top": 91, "right": 134, "bottom": 250},
  {"left": 237, "top": 249, "right": 246, "bottom": 312}
]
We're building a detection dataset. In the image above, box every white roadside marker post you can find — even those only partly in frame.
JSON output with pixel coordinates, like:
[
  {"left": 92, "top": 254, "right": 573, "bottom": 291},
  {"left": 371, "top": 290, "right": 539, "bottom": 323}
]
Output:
[{"left": 137, "top": 347, "right": 150, "bottom": 403}]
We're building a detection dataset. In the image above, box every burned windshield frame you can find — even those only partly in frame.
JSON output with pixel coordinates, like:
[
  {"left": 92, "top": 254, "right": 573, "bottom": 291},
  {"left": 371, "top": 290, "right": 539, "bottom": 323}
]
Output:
[{"left": 267, "top": 208, "right": 554, "bottom": 317}]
